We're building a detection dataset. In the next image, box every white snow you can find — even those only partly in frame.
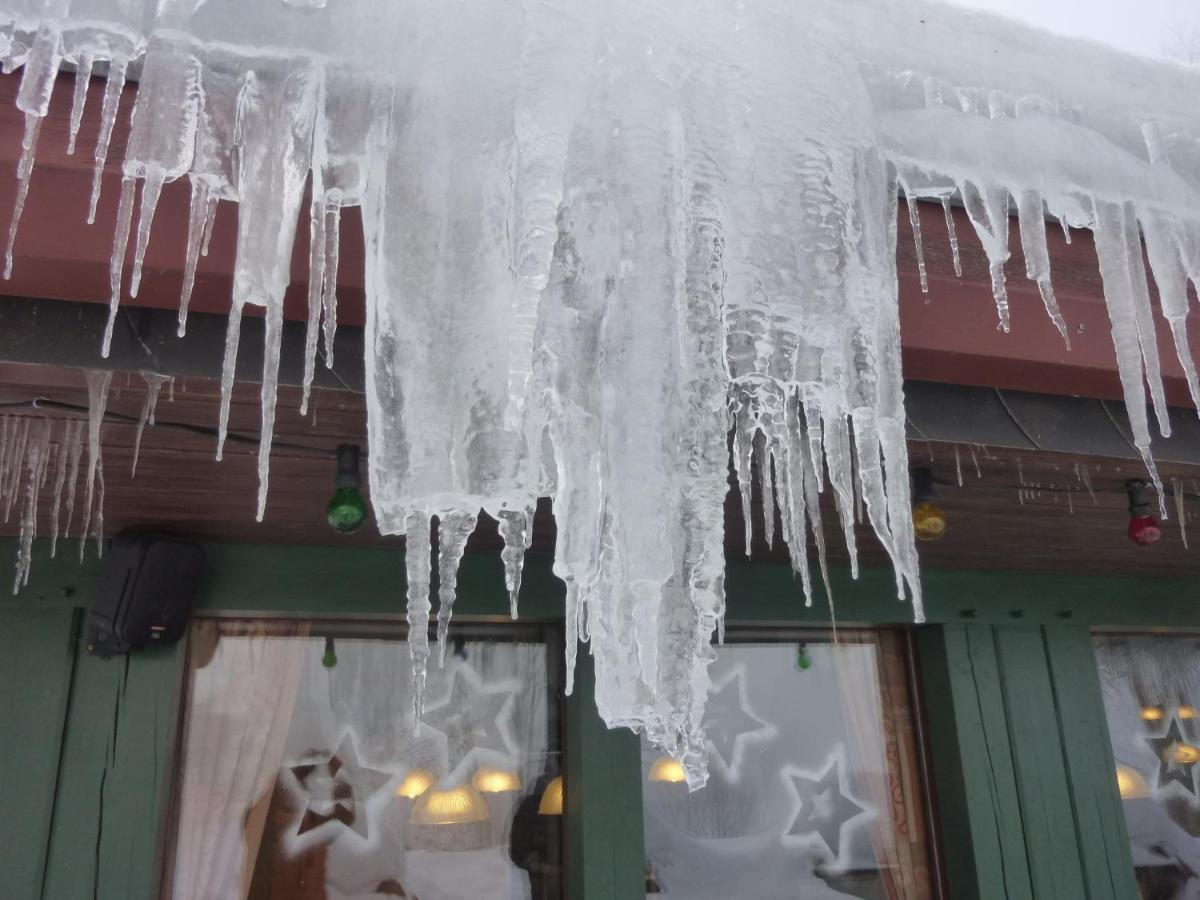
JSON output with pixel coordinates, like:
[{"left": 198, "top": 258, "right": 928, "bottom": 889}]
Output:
[{"left": 1, "top": 0, "right": 1199, "bottom": 784}]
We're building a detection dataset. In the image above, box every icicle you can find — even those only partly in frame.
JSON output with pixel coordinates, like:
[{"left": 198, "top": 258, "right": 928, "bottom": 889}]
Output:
[
  {"left": 822, "top": 407, "right": 859, "bottom": 579},
  {"left": 496, "top": 507, "right": 532, "bottom": 619},
  {"left": 1015, "top": 189, "right": 1070, "bottom": 348},
  {"left": 3, "top": 418, "right": 29, "bottom": 522},
  {"left": 67, "top": 51, "right": 94, "bottom": 155},
  {"left": 177, "top": 178, "right": 211, "bottom": 336},
  {"left": 49, "top": 419, "right": 77, "bottom": 557},
  {"left": 941, "top": 196, "right": 962, "bottom": 277},
  {"left": 12, "top": 420, "right": 49, "bottom": 593},
  {"left": 88, "top": 59, "right": 128, "bottom": 225},
  {"left": 102, "top": 177, "right": 137, "bottom": 357},
  {"left": 762, "top": 447, "right": 778, "bottom": 550},
  {"left": 1068, "top": 492, "right": 1074, "bottom": 514},
  {"left": 320, "top": 195, "right": 342, "bottom": 368},
  {"left": 215, "top": 305, "right": 244, "bottom": 462},
  {"left": 301, "top": 189, "right": 327, "bottom": 416},
  {"left": 62, "top": 419, "right": 83, "bottom": 542},
  {"left": 1092, "top": 199, "right": 1167, "bottom": 514},
  {"left": 132, "top": 373, "right": 170, "bottom": 477},
  {"left": 4, "top": 113, "right": 43, "bottom": 280},
  {"left": 92, "top": 458, "right": 105, "bottom": 558},
  {"left": 78, "top": 370, "right": 111, "bottom": 562},
  {"left": 959, "top": 180, "right": 1011, "bottom": 331},
  {"left": 954, "top": 444, "right": 962, "bottom": 486},
  {"left": 405, "top": 513, "right": 433, "bottom": 724},
  {"left": 1175, "top": 478, "right": 1188, "bottom": 549},
  {"left": 1140, "top": 209, "right": 1200, "bottom": 413},
  {"left": 971, "top": 445, "right": 981, "bottom": 477},
  {"left": 255, "top": 302, "right": 284, "bottom": 522},
  {"left": 899, "top": 181, "right": 928, "bottom": 293},
  {"left": 1016, "top": 457, "right": 1025, "bottom": 487},
  {"left": 435, "top": 510, "right": 478, "bottom": 666},
  {"left": 128, "top": 169, "right": 165, "bottom": 297}
]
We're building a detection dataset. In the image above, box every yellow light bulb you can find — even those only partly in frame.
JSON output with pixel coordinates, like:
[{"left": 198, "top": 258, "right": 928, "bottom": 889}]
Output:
[
  {"left": 648, "top": 756, "right": 687, "bottom": 783},
  {"left": 912, "top": 501, "right": 946, "bottom": 542},
  {"left": 1116, "top": 765, "right": 1149, "bottom": 799},
  {"left": 1179, "top": 706, "right": 1197, "bottom": 720},
  {"left": 538, "top": 776, "right": 564, "bottom": 815},
  {"left": 471, "top": 766, "right": 522, "bottom": 793},
  {"left": 395, "top": 767, "right": 436, "bottom": 799},
  {"left": 1141, "top": 706, "right": 1165, "bottom": 722},
  {"left": 409, "top": 785, "right": 490, "bottom": 825}
]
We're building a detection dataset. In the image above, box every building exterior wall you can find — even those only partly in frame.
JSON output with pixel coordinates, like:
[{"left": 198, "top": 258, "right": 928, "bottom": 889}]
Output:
[{"left": 1, "top": 538, "right": 1192, "bottom": 898}]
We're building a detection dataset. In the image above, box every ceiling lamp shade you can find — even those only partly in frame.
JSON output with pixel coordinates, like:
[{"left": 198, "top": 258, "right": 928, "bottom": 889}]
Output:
[
  {"left": 537, "top": 776, "right": 564, "bottom": 816},
  {"left": 395, "top": 767, "right": 436, "bottom": 799},
  {"left": 471, "top": 766, "right": 522, "bottom": 794},
  {"left": 648, "top": 757, "right": 687, "bottom": 784},
  {"left": 410, "top": 785, "right": 490, "bottom": 825}
]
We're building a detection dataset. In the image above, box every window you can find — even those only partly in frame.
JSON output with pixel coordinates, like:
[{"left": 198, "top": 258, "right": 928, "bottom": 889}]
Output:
[
  {"left": 164, "top": 619, "right": 563, "bottom": 900},
  {"left": 640, "top": 630, "right": 938, "bottom": 899},
  {"left": 1095, "top": 634, "right": 1200, "bottom": 900}
]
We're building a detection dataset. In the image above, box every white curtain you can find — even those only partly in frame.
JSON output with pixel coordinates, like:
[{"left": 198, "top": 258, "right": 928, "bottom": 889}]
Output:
[
  {"left": 170, "top": 620, "right": 310, "bottom": 900},
  {"left": 831, "top": 633, "right": 933, "bottom": 900}
]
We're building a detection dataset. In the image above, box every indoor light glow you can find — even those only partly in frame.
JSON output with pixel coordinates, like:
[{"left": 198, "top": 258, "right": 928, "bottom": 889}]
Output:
[
  {"left": 1116, "top": 765, "right": 1150, "bottom": 800},
  {"left": 471, "top": 766, "right": 522, "bottom": 793},
  {"left": 1173, "top": 744, "right": 1200, "bottom": 765},
  {"left": 1179, "top": 706, "right": 1197, "bottom": 720},
  {"left": 1141, "top": 707, "right": 1166, "bottom": 722},
  {"left": 395, "top": 768, "right": 436, "bottom": 799},
  {"left": 648, "top": 757, "right": 688, "bottom": 784},
  {"left": 409, "top": 785, "right": 490, "bottom": 825},
  {"left": 538, "top": 776, "right": 564, "bottom": 816}
]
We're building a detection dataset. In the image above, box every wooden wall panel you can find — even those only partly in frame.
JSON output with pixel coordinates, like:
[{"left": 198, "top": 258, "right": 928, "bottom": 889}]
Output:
[{"left": 0, "top": 606, "right": 77, "bottom": 900}]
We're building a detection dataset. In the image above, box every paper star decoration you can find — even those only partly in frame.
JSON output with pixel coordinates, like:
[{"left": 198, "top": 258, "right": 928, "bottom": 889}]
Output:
[
  {"left": 703, "top": 665, "right": 776, "bottom": 777},
  {"left": 782, "top": 751, "right": 873, "bottom": 869},
  {"left": 289, "top": 733, "right": 391, "bottom": 839},
  {"left": 1147, "top": 718, "right": 1199, "bottom": 796},
  {"left": 420, "top": 663, "right": 519, "bottom": 772}
]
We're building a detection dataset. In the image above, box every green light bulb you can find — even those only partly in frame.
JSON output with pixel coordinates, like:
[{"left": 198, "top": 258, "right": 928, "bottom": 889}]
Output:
[
  {"left": 327, "top": 444, "right": 368, "bottom": 533},
  {"left": 326, "top": 487, "right": 367, "bottom": 533},
  {"left": 322, "top": 636, "right": 337, "bottom": 669}
]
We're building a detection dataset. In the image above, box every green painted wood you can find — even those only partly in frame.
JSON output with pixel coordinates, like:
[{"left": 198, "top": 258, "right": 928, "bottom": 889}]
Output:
[
  {"left": 564, "top": 650, "right": 645, "bottom": 900},
  {"left": 6, "top": 537, "right": 1200, "bottom": 630},
  {"left": 993, "top": 627, "right": 1088, "bottom": 900},
  {"left": 0, "top": 606, "right": 78, "bottom": 900},
  {"left": 1042, "top": 626, "right": 1140, "bottom": 900},
  {"left": 42, "top": 643, "right": 184, "bottom": 900},
  {"left": 915, "top": 624, "right": 1033, "bottom": 900}
]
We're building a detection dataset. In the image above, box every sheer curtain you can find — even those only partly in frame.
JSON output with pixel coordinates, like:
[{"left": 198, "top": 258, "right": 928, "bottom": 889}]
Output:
[
  {"left": 170, "top": 620, "right": 311, "bottom": 900},
  {"left": 831, "top": 632, "right": 933, "bottom": 900}
]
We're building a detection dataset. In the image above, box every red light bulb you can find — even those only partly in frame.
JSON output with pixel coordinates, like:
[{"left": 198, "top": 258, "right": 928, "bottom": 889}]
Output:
[
  {"left": 1126, "top": 480, "right": 1161, "bottom": 546},
  {"left": 1128, "top": 515, "right": 1161, "bottom": 546}
]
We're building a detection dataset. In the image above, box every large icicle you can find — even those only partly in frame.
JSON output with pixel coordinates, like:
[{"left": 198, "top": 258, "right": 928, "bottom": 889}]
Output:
[{"left": 5, "top": 24, "right": 60, "bottom": 279}]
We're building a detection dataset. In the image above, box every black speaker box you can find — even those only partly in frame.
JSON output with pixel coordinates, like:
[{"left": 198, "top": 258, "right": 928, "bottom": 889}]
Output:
[{"left": 85, "top": 535, "right": 205, "bottom": 656}]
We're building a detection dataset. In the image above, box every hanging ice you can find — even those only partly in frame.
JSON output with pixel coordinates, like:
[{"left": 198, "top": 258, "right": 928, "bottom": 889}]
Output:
[{"left": 2, "top": 0, "right": 1200, "bottom": 785}]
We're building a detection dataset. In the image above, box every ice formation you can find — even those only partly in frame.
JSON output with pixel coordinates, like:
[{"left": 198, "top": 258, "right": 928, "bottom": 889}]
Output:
[
  {"left": 2, "top": 0, "right": 1200, "bottom": 783},
  {"left": 2, "top": 409, "right": 98, "bottom": 591}
]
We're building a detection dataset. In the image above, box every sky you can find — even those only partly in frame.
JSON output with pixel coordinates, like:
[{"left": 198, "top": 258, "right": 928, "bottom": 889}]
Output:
[{"left": 948, "top": 0, "right": 1200, "bottom": 62}]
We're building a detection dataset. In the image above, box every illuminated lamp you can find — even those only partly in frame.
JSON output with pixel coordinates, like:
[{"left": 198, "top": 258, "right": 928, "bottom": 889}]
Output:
[
  {"left": 471, "top": 766, "right": 522, "bottom": 793},
  {"left": 538, "top": 776, "right": 564, "bottom": 815},
  {"left": 648, "top": 757, "right": 687, "bottom": 783},
  {"left": 410, "top": 785, "right": 490, "bottom": 825}
]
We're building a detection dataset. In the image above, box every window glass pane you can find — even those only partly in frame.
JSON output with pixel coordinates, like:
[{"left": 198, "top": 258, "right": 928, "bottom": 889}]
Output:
[
  {"left": 1095, "top": 634, "right": 1200, "bottom": 898},
  {"left": 166, "top": 620, "right": 563, "bottom": 900},
  {"left": 641, "top": 630, "right": 936, "bottom": 899}
]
